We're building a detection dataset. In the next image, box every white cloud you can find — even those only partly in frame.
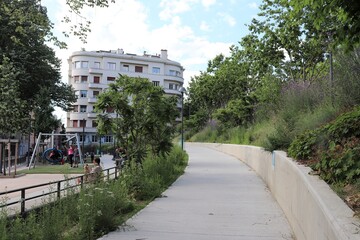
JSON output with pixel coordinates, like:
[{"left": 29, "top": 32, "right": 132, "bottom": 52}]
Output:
[
  {"left": 200, "top": 21, "right": 211, "bottom": 31},
  {"left": 217, "top": 12, "right": 236, "bottom": 26},
  {"left": 46, "top": 0, "right": 232, "bottom": 84},
  {"left": 42, "top": 0, "right": 240, "bottom": 122},
  {"left": 248, "top": 2, "right": 258, "bottom": 9},
  {"left": 159, "top": 0, "right": 196, "bottom": 21},
  {"left": 201, "top": 0, "right": 216, "bottom": 9}
]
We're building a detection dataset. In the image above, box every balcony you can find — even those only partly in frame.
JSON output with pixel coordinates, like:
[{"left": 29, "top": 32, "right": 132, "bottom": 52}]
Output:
[
  {"left": 66, "top": 127, "right": 97, "bottom": 133},
  {"left": 164, "top": 75, "right": 184, "bottom": 82},
  {"left": 164, "top": 88, "right": 182, "bottom": 95},
  {"left": 87, "top": 112, "right": 97, "bottom": 118},
  {"left": 69, "top": 112, "right": 87, "bottom": 120},
  {"left": 89, "top": 68, "right": 103, "bottom": 74},
  {"left": 88, "top": 97, "right": 97, "bottom": 103}
]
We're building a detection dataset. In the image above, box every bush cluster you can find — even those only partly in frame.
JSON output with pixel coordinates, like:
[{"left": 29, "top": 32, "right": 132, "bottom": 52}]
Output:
[{"left": 288, "top": 107, "right": 360, "bottom": 184}]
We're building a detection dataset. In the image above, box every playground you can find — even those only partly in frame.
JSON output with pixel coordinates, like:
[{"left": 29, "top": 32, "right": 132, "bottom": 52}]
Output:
[
  {"left": 0, "top": 132, "right": 93, "bottom": 177},
  {"left": 28, "top": 132, "right": 85, "bottom": 170}
]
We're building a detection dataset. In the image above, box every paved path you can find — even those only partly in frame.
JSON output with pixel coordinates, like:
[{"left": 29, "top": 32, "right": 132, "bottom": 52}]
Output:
[{"left": 100, "top": 144, "right": 294, "bottom": 240}]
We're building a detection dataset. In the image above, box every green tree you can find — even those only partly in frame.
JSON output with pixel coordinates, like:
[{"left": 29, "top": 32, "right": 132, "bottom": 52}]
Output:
[
  {"left": 95, "top": 75, "right": 179, "bottom": 163},
  {"left": 32, "top": 88, "right": 62, "bottom": 137},
  {"left": 289, "top": 0, "right": 360, "bottom": 50},
  {"left": 0, "top": 0, "right": 76, "bottom": 135},
  {"left": 0, "top": 56, "right": 28, "bottom": 137},
  {"left": 243, "top": 0, "right": 329, "bottom": 84}
]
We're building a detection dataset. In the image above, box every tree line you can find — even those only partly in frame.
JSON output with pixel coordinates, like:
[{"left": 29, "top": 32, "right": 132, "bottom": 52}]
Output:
[{"left": 184, "top": 0, "right": 360, "bottom": 150}]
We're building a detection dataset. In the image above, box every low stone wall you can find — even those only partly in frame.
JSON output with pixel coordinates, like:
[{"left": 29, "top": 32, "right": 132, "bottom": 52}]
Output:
[{"left": 189, "top": 143, "right": 360, "bottom": 240}]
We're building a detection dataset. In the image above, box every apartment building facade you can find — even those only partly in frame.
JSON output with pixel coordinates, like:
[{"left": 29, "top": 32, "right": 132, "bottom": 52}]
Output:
[{"left": 66, "top": 49, "right": 184, "bottom": 145}]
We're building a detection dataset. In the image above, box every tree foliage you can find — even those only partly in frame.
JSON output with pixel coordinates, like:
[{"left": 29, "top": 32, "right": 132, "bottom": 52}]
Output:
[
  {"left": 95, "top": 75, "right": 179, "bottom": 163},
  {"left": 0, "top": 57, "right": 29, "bottom": 136},
  {"left": 0, "top": 0, "right": 76, "bottom": 135},
  {"left": 186, "top": 0, "right": 345, "bottom": 133},
  {"left": 289, "top": 0, "right": 360, "bottom": 50}
]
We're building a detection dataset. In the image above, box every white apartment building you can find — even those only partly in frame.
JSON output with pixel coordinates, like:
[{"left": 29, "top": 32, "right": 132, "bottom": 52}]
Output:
[{"left": 66, "top": 49, "right": 184, "bottom": 145}]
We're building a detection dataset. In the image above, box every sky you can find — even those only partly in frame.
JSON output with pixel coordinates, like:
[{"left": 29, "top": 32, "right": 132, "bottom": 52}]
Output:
[{"left": 42, "top": 0, "right": 262, "bottom": 122}]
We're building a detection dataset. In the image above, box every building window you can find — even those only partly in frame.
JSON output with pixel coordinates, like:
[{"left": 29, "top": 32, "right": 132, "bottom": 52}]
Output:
[
  {"left": 94, "top": 62, "right": 100, "bottom": 68},
  {"left": 107, "top": 76, "right": 115, "bottom": 81},
  {"left": 79, "top": 135, "right": 85, "bottom": 142},
  {"left": 81, "top": 76, "right": 88, "bottom": 82},
  {"left": 80, "top": 105, "right": 87, "bottom": 113},
  {"left": 106, "top": 107, "right": 114, "bottom": 113},
  {"left": 135, "top": 66, "right": 143, "bottom": 73},
  {"left": 104, "top": 135, "right": 113, "bottom": 143},
  {"left": 74, "top": 76, "right": 80, "bottom": 83},
  {"left": 80, "top": 119, "right": 86, "bottom": 128},
  {"left": 169, "top": 83, "right": 178, "bottom": 90},
  {"left": 169, "top": 70, "right": 176, "bottom": 76},
  {"left": 80, "top": 90, "right": 87, "bottom": 98},
  {"left": 108, "top": 62, "right": 116, "bottom": 70},
  {"left": 92, "top": 120, "right": 98, "bottom": 128},
  {"left": 123, "top": 64, "right": 129, "bottom": 71},
  {"left": 91, "top": 135, "right": 98, "bottom": 142},
  {"left": 93, "top": 91, "right": 100, "bottom": 97},
  {"left": 153, "top": 81, "right": 160, "bottom": 86},
  {"left": 72, "top": 105, "right": 78, "bottom": 112},
  {"left": 93, "top": 76, "right": 100, "bottom": 83},
  {"left": 73, "top": 120, "right": 78, "bottom": 128},
  {"left": 152, "top": 67, "right": 160, "bottom": 74},
  {"left": 74, "top": 61, "right": 88, "bottom": 69}
]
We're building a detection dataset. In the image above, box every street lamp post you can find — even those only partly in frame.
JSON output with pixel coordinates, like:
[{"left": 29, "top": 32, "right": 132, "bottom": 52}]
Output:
[
  {"left": 99, "top": 135, "right": 102, "bottom": 157},
  {"left": 82, "top": 118, "right": 85, "bottom": 159},
  {"left": 329, "top": 51, "right": 334, "bottom": 106},
  {"left": 179, "top": 87, "right": 186, "bottom": 150}
]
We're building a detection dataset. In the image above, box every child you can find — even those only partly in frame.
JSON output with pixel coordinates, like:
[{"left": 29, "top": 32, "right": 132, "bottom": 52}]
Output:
[
  {"left": 77, "top": 164, "right": 90, "bottom": 184},
  {"left": 84, "top": 164, "right": 90, "bottom": 182}
]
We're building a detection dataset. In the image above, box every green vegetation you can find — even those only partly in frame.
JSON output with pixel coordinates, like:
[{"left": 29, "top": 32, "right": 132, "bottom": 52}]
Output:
[
  {"left": 95, "top": 75, "right": 179, "bottom": 163},
  {"left": 0, "top": 0, "right": 76, "bottom": 138},
  {"left": 183, "top": 0, "right": 360, "bottom": 216},
  {"left": 288, "top": 107, "right": 360, "bottom": 183},
  {"left": 0, "top": 146, "right": 188, "bottom": 240}
]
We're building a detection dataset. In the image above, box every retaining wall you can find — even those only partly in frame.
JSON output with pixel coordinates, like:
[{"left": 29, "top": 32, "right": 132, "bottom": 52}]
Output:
[{"left": 189, "top": 143, "right": 360, "bottom": 240}]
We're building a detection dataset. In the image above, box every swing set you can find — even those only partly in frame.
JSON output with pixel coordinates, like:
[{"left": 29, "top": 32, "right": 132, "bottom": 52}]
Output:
[{"left": 28, "top": 132, "right": 84, "bottom": 169}]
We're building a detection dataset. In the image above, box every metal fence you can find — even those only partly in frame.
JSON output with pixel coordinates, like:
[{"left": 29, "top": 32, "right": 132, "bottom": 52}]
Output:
[{"left": 0, "top": 166, "right": 120, "bottom": 216}]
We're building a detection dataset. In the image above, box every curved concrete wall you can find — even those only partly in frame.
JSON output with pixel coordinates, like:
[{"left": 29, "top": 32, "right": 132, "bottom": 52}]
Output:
[{"left": 189, "top": 143, "right": 360, "bottom": 240}]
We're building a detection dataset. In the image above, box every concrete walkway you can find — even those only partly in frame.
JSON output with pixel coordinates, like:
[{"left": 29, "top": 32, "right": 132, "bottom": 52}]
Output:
[{"left": 100, "top": 144, "right": 294, "bottom": 240}]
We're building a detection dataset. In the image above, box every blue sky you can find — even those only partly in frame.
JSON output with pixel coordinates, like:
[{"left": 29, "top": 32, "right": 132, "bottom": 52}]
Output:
[{"left": 42, "top": 0, "right": 262, "bottom": 121}]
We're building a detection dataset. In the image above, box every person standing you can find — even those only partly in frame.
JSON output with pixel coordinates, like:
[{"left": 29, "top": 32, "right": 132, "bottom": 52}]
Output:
[
  {"left": 67, "top": 145, "right": 74, "bottom": 167},
  {"left": 73, "top": 146, "right": 79, "bottom": 168}
]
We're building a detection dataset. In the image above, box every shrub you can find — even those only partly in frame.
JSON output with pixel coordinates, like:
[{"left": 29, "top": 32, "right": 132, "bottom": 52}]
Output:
[
  {"left": 121, "top": 146, "right": 188, "bottom": 201},
  {"left": 315, "top": 138, "right": 360, "bottom": 184},
  {"left": 288, "top": 129, "right": 323, "bottom": 160},
  {"left": 288, "top": 106, "right": 360, "bottom": 184}
]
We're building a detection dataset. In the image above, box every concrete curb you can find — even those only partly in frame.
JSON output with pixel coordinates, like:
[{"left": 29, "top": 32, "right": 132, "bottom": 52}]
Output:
[{"left": 191, "top": 143, "right": 360, "bottom": 240}]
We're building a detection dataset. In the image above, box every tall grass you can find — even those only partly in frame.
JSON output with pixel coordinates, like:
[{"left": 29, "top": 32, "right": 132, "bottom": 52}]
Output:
[
  {"left": 190, "top": 126, "right": 219, "bottom": 143},
  {"left": 0, "top": 146, "right": 188, "bottom": 240},
  {"left": 190, "top": 80, "right": 341, "bottom": 151}
]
